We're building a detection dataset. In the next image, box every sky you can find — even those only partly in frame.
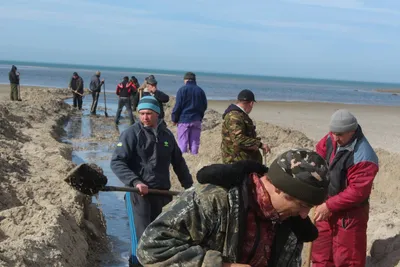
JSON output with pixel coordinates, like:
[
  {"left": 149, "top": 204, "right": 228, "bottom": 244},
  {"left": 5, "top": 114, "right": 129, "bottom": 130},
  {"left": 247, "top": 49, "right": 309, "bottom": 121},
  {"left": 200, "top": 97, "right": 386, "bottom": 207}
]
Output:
[{"left": 1, "top": 0, "right": 400, "bottom": 82}]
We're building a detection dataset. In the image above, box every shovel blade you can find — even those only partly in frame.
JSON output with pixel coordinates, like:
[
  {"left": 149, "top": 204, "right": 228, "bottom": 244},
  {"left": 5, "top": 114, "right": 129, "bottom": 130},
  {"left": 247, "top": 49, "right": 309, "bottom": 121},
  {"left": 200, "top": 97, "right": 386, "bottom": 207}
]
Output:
[{"left": 65, "top": 163, "right": 108, "bottom": 195}]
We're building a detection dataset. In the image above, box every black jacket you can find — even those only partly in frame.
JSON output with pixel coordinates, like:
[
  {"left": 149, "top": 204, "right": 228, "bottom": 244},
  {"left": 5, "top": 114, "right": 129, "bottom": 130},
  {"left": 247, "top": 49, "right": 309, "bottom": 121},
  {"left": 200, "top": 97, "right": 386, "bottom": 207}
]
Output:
[
  {"left": 110, "top": 120, "right": 193, "bottom": 190},
  {"left": 196, "top": 161, "right": 318, "bottom": 266},
  {"left": 134, "top": 90, "right": 169, "bottom": 119},
  {"left": 9, "top": 65, "right": 19, "bottom": 84}
]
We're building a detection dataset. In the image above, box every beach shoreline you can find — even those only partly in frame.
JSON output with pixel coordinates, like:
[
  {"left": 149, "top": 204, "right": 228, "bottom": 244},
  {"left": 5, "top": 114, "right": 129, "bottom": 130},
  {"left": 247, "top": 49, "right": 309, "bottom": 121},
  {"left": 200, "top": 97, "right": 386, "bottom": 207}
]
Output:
[{"left": 0, "top": 84, "right": 400, "bottom": 266}]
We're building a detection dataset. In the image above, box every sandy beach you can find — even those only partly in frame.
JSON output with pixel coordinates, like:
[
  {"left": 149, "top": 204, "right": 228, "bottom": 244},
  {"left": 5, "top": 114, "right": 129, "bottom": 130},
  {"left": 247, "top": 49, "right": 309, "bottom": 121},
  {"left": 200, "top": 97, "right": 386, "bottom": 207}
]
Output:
[{"left": 0, "top": 84, "right": 399, "bottom": 266}]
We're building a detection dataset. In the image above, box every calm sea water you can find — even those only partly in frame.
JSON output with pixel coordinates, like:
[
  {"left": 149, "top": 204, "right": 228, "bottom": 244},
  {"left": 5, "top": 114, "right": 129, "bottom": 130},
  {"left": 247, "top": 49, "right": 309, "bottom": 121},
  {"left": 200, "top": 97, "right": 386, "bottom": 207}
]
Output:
[{"left": 1, "top": 60, "right": 400, "bottom": 106}]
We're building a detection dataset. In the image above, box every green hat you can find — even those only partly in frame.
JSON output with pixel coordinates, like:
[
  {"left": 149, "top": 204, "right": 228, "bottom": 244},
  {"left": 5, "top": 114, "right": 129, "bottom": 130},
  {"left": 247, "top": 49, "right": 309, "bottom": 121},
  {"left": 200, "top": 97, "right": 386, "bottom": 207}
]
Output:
[{"left": 268, "top": 148, "right": 329, "bottom": 205}]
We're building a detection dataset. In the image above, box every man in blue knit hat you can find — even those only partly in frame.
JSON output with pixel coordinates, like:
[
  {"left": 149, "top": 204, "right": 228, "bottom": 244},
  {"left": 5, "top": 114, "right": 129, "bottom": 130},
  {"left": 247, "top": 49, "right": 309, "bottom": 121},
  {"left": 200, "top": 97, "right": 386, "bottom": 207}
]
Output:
[{"left": 110, "top": 95, "right": 193, "bottom": 267}]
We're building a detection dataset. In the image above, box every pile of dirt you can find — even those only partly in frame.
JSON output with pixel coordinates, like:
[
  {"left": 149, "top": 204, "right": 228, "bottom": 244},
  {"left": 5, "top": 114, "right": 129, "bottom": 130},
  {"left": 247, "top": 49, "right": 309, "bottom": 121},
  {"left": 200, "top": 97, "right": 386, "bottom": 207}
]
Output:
[{"left": 0, "top": 87, "right": 105, "bottom": 267}]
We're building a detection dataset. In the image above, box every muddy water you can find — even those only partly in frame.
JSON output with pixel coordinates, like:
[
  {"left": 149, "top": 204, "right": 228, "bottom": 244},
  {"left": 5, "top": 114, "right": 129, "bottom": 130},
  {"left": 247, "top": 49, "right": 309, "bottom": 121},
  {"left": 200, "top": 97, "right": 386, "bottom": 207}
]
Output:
[{"left": 63, "top": 94, "right": 135, "bottom": 267}]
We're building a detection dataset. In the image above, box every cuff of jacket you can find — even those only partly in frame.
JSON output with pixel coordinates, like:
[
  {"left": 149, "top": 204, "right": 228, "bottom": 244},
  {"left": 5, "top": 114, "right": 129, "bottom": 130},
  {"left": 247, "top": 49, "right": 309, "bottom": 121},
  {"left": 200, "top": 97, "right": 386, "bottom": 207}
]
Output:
[
  {"left": 202, "top": 250, "right": 223, "bottom": 267},
  {"left": 131, "top": 179, "right": 144, "bottom": 187}
]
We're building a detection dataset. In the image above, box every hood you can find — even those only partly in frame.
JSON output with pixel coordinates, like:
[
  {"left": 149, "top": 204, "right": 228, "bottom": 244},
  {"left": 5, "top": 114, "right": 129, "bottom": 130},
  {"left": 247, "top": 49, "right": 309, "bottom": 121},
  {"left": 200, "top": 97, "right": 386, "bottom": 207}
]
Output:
[
  {"left": 222, "top": 104, "right": 245, "bottom": 119},
  {"left": 11, "top": 65, "right": 17, "bottom": 72}
]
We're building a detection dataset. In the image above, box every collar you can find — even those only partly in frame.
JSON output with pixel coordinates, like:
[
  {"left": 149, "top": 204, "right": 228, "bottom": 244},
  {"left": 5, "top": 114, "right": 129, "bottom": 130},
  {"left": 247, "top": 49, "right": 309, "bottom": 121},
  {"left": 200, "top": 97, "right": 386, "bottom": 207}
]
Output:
[
  {"left": 234, "top": 104, "right": 247, "bottom": 114},
  {"left": 248, "top": 173, "right": 280, "bottom": 223}
]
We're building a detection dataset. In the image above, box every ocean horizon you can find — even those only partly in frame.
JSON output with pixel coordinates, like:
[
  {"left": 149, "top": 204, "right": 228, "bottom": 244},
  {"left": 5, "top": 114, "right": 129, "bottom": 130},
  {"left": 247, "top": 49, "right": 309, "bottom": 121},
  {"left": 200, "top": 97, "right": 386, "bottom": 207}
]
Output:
[{"left": 1, "top": 59, "right": 400, "bottom": 106}]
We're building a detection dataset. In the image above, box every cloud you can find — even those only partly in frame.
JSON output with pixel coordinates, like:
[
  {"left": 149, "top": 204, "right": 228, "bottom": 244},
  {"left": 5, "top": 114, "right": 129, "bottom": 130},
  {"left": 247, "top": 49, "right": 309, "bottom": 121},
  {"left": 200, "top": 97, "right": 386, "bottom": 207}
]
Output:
[{"left": 284, "top": 0, "right": 400, "bottom": 15}]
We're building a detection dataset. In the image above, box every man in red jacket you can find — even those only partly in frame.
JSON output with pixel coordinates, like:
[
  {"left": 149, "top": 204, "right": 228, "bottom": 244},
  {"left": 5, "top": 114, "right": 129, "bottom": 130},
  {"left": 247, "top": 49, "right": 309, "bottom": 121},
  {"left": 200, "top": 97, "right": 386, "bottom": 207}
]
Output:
[
  {"left": 115, "top": 76, "right": 136, "bottom": 126},
  {"left": 312, "top": 109, "right": 379, "bottom": 266}
]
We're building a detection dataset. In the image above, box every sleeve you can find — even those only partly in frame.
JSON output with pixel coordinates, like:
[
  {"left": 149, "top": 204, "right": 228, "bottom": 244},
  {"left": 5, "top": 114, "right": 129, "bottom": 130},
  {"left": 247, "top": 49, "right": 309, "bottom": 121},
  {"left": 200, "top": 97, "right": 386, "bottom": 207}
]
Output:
[
  {"left": 315, "top": 134, "right": 329, "bottom": 158},
  {"left": 78, "top": 79, "right": 84, "bottom": 92},
  {"left": 137, "top": 190, "right": 223, "bottom": 267},
  {"left": 153, "top": 90, "right": 169, "bottom": 103},
  {"left": 225, "top": 113, "right": 261, "bottom": 149},
  {"left": 201, "top": 90, "right": 208, "bottom": 118},
  {"left": 326, "top": 161, "right": 378, "bottom": 212},
  {"left": 171, "top": 88, "right": 183, "bottom": 123},
  {"left": 110, "top": 130, "right": 144, "bottom": 186},
  {"left": 170, "top": 135, "right": 193, "bottom": 189},
  {"left": 116, "top": 84, "right": 120, "bottom": 95},
  {"left": 68, "top": 78, "right": 72, "bottom": 89}
]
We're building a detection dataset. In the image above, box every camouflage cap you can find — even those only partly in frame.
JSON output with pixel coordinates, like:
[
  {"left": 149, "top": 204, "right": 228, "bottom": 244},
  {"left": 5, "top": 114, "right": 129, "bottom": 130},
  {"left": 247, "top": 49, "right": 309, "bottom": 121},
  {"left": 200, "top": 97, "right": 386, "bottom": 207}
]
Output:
[{"left": 268, "top": 148, "right": 329, "bottom": 205}]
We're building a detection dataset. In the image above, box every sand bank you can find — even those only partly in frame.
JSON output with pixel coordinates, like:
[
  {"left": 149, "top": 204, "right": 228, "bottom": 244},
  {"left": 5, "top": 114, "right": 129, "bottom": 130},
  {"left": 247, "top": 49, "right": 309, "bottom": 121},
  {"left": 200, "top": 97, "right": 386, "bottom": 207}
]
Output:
[{"left": 0, "top": 85, "right": 105, "bottom": 267}]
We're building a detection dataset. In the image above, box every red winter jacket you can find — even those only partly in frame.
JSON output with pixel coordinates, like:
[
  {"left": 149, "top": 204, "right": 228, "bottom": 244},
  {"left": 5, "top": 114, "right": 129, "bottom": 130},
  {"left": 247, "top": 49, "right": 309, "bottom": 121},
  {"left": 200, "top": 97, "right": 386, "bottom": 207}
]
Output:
[{"left": 315, "top": 126, "right": 379, "bottom": 213}]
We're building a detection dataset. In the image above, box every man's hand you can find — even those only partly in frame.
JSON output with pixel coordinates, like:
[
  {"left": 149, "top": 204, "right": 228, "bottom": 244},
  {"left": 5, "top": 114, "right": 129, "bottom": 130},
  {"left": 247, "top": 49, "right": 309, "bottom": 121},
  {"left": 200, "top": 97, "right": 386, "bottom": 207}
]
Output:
[
  {"left": 101, "top": 79, "right": 105, "bottom": 83},
  {"left": 136, "top": 183, "right": 149, "bottom": 196},
  {"left": 172, "top": 122, "right": 177, "bottom": 126},
  {"left": 261, "top": 143, "right": 271, "bottom": 154},
  {"left": 222, "top": 263, "right": 251, "bottom": 267},
  {"left": 314, "top": 203, "right": 331, "bottom": 222}
]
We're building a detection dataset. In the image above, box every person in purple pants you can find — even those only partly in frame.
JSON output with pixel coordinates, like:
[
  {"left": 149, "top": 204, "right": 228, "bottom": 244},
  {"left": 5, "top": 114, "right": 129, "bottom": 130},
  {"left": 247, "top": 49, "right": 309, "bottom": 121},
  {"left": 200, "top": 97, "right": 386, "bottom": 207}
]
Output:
[{"left": 171, "top": 72, "right": 208, "bottom": 155}]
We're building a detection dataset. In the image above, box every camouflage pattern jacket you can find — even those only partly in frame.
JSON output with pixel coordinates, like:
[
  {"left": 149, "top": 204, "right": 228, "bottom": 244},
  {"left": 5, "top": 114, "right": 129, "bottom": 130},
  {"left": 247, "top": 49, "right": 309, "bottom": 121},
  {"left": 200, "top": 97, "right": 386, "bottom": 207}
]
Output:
[
  {"left": 137, "top": 182, "right": 302, "bottom": 267},
  {"left": 221, "top": 104, "right": 263, "bottom": 164}
]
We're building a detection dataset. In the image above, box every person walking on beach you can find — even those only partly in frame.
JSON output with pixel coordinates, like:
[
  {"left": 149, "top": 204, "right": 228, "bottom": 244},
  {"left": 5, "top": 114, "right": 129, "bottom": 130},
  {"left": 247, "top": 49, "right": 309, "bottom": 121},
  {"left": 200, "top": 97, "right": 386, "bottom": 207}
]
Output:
[
  {"left": 129, "top": 76, "right": 140, "bottom": 111},
  {"left": 171, "top": 72, "right": 207, "bottom": 155},
  {"left": 89, "top": 71, "right": 104, "bottom": 115},
  {"left": 311, "top": 109, "right": 379, "bottom": 267},
  {"left": 68, "top": 72, "right": 84, "bottom": 110},
  {"left": 9, "top": 65, "right": 20, "bottom": 101},
  {"left": 115, "top": 76, "right": 135, "bottom": 126},
  {"left": 137, "top": 148, "right": 329, "bottom": 267},
  {"left": 221, "top": 89, "right": 271, "bottom": 164},
  {"left": 110, "top": 95, "right": 193, "bottom": 266},
  {"left": 134, "top": 76, "right": 169, "bottom": 120}
]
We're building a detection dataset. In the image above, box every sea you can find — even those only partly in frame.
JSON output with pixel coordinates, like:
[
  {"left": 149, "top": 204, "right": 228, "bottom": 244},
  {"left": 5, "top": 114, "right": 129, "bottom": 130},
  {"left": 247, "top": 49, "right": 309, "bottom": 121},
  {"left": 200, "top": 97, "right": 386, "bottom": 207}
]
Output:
[{"left": 1, "top": 60, "right": 400, "bottom": 106}]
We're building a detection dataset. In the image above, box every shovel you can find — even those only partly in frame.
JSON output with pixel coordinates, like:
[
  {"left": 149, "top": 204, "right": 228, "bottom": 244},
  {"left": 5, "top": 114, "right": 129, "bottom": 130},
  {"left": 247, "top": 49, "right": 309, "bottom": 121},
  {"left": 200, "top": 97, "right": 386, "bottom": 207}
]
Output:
[
  {"left": 103, "top": 84, "right": 108, "bottom": 117},
  {"left": 64, "top": 163, "right": 181, "bottom": 196}
]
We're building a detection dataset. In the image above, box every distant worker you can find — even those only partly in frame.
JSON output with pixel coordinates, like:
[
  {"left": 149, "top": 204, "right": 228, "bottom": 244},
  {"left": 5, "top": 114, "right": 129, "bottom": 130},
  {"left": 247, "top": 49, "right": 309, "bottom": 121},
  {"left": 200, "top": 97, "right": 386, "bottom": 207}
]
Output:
[
  {"left": 9, "top": 65, "right": 20, "bottom": 101},
  {"left": 115, "top": 76, "right": 135, "bottom": 126},
  {"left": 129, "top": 76, "right": 140, "bottom": 111},
  {"left": 110, "top": 95, "right": 193, "bottom": 266},
  {"left": 89, "top": 71, "right": 105, "bottom": 115},
  {"left": 135, "top": 75, "right": 169, "bottom": 120},
  {"left": 68, "top": 72, "right": 84, "bottom": 110},
  {"left": 171, "top": 72, "right": 207, "bottom": 155},
  {"left": 221, "top": 89, "right": 271, "bottom": 164}
]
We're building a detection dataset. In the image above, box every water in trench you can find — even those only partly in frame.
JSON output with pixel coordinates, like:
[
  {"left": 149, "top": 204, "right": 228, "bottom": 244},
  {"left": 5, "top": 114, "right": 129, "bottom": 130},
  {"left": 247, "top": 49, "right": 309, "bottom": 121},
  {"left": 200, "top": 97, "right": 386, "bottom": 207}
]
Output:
[{"left": 63, "top": 94, "right": 134, "bottom": 267}]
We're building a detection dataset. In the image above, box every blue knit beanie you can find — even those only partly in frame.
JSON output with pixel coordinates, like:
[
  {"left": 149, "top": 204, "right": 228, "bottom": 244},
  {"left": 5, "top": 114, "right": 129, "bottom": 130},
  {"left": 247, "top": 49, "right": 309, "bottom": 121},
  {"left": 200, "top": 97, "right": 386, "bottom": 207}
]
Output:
[{"left": 137, "top": 96, "right": 160, "bottom": 114}]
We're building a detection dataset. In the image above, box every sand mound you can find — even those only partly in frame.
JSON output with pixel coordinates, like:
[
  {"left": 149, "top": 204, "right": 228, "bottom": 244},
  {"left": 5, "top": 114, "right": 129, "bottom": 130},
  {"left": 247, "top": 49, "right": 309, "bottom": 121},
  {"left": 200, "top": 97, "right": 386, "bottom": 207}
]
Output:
[
  {"left": 165, "top": 97, "right": 400, "bottom": 266},
  {"left": 0, "top": 87, "right": 105, "bottom": 267}
]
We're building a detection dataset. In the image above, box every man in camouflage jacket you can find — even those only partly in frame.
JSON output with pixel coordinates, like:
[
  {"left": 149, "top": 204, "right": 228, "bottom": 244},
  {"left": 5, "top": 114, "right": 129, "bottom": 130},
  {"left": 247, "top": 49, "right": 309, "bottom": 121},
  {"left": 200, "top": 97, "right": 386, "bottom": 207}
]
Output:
[
  {"left": 221, "top": 89, "right": 271, "bottom": 164},
  {"left": 137, "top": 149, "right": 329, "bottom": 267}
]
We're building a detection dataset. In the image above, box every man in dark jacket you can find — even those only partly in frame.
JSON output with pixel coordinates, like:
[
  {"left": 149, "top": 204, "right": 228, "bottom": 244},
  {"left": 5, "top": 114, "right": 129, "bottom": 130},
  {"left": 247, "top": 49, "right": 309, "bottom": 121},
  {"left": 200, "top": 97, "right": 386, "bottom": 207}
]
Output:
[
  {"left": 312, "top": 109, "right": 379, "bottom": 267},
  {"left": 137, "top": 148, "right": 329, "bottom": 267},
  {"left": 221, "top": 89, "right": 271, "bottom": 164},
  {"left": 9, "top": 65, "right": 20, "bottom": 101},
  {"left": 171, "top": 72, "right": 207, "bottom": 155},
  {"left": 68, "top": 72, "right": 84, "bottom": 110},
  {"left": 129, "top": 76, "right": 140, "bottom": 111},
  {"left": 89, "top": 70, "right": 105, "bottom": 115},
  {"left": 134, "top": 75, "right": 169, "bottom": 119},
  {"left": 115, "top": 76, "right": 135, "bottom": 126},
  {"left": 110, "top": 95, "right": 193, "bottom": 266}
]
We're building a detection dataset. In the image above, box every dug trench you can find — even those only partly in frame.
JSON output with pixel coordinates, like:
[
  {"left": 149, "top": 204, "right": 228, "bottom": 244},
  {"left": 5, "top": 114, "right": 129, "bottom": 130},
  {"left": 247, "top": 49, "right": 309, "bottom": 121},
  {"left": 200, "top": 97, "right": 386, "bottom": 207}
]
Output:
[{"left": 0, "top": 87, "right": 399, "bottom": 266}]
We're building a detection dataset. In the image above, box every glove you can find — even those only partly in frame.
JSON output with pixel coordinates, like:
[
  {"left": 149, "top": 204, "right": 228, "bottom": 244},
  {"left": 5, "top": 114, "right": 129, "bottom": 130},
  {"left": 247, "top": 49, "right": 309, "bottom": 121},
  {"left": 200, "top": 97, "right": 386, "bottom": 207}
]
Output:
[
  {"left": 196, "top": 160, "right": 268, "bottom": 189},
  {"left": 287, "top": 215, "right": 318, "bottom": 242}
]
